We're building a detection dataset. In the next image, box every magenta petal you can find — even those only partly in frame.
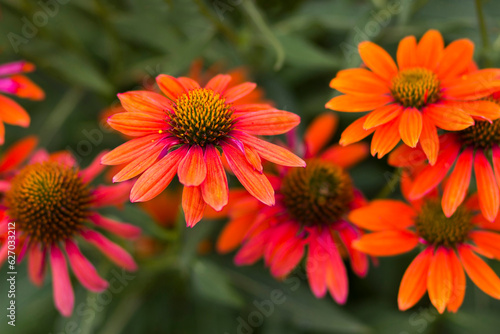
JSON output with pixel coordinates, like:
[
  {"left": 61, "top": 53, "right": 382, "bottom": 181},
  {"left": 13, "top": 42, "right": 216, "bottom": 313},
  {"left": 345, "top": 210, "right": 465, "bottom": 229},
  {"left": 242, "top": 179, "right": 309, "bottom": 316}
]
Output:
[
  {"left": 50, "top": 245, "right": 74, "bottom": 317},
  {"left": 65, "top": 240, "right": 108, "bottom": 292},
  {"left": 28, "top": 244, "right": 46, "bottom": 286},
  {"left": 0, "top": 61, "right": 33, "bottom": 76},
  {"left": 0, "top": 78, "right": 19, "bottom": 95},
  {"left": 0, "top": 242, "right": 8, "bottom": 265},
  {"left": 81, "top": 230, "right": 137, "bottom": 271},
  {"left": 88, "top": 213, "right": 141, "bottom": 239}
]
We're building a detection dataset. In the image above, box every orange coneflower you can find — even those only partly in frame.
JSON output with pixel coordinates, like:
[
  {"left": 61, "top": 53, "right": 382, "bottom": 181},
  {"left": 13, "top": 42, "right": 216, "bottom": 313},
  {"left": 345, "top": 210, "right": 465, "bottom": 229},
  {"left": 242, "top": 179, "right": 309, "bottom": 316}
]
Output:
[
  {"left": 326, "top": 29, "right": 500, "bottom": 164},
  {"left": 0, "top": 150, "right": 140, "bottom": 317},
  {"left": 102, "top": 73, "right": 305, "bottom": 227},
  {"left": 217, "top": 113, "right": 369, "bottom": 304},
  {"left": 350, "top": 180, "right": 500, "bottom": 313},
  {"left": 390, "top": 91, "right": 500, "bottom": 222},
  {"left": 0, "top": 60, "right": 44, "bottom": 144}
]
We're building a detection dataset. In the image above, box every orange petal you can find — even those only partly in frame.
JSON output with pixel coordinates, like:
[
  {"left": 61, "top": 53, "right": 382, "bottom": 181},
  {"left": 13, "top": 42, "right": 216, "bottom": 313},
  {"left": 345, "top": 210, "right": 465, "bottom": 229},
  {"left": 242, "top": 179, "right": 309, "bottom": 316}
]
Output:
[
  {"left": 236, "top": 109, "right": 300, "bottom": 135},
  {"left": 419, "top": 115, "right": 439, "bottom": 165},
  {"left": 326, "top": 94, "right": 393, "bottom": 112},
  {"left": 107, "top": 112, "right": 165, "bottom": 137},
  {"left": 236, "top": 131, "right": 306, "bottom": 167},
  {"left": 0, "top": 135, "right": 37, "bottom": 172},
  {"left": 182, "top": 186, "right": 206, "bottom": 227},
  {"left": 339, "top": 115, "right": 375, "bottom": 146},
  {"left": 493, "top": 146, "right": 500, "bottom": 186},
  {"left": 222, "top": 141, "right": 275, "bottom": 206},
  {"left": 0, "top": 122, "right": 5, "bottom": 145},
  {"left": 398, "top": 247, "right": 433, "bottom": 311},
  {"left": 363, "top": 104, "right": 402, "bottom": 130},
  {"left": 447, "top": 250, "right": 466, "bottom": 312},
  {"left": 118, "top": 91, "right": 171, "bottom": 117},
  {"left": 330, "top": 69, "right": 390, "bottom": 95},
  {"left": 244, "top": 145, "right": 262, "bottom": 173},
  {"left": 462, "top": 100, "right": 500, "bottom": 122},
  {"left": 458, "top": 245, "right": 500, "bottom": 299},
  {"left": 424, "top": 103, "right": 474, "bottom": 131},
  {"left": 224, "top": 82, "right": 256, "bottom": 103},
  {"left": 304, "top": 112, "right": 338, "bottom": 156},
  {"left": 474, "top": 150, "right": 500, "bottom": 222},
  {"left": 156, "top": 74, "right": 188, "bottom": 100},
  {"left": 130, "top": 146, "right": 188, "bottom": 202},
  {"left": 469, "top": 231, "right": 500, "bottom": 260},
  {"left": 216, "top": 215, "right": 254, "bottom": 253},
  {"left": 320, "top": 143, "right": 368, "bottom": 169},
  {"left": 177, "top": 77, "right": 201, "bottom": 91},
  {"left": 101, "top": 134, "right": 165, "bottom": 165},
  {"left": 349, "top": 199, "right": 415, "bottom": 231},
  {"left": 112, "top": 142, "right": 165, "bottom": 182},
  {"left": 397, "top": 36, "right": 417, "bottom": 70},
  {"left": 178, "top": 145, "right": 207, "bottom": 186},
  {"left": 416, "top": 30, "right": 444, "bottom": 71},
  {"left": 388, "top": 142, "right": 427, "bottom": 168},
  {"left": 371, "top": 117, "right": 401, "bottom": 158},
  {"left": 201, "top": 145, "right": 228, "bottom": 211},
  {"left": 442, "top": 148, "right": 473, "bottom": 217},
  {"left": 443, "top": 70, "right": 500, "bottom": 100},
  {"left": 436, "top": 39, "right": 474, "bottom": 80},
  {"left": 352, "top": 230, "right": 418, "bottom": 256},
  {"left": 204, "top": 74, "right": 231, "bottom": 94},
  {"left": 358, "top": 41, "right": 398, "bottom": 81},
  {"left": 399, "top": 107, "right": 422, "bottom": 148},
  {"left": 427, "top": 247, "right": 452, "bottom": 314},
  {"left": 11, "top": 75, "right": 44, "bottom": 100},
  {"left": 0, "top": 95, "right": 30, "bottom": 127},
  {"left": 409, "top": 141, "right": 460, "bottom": 200}
]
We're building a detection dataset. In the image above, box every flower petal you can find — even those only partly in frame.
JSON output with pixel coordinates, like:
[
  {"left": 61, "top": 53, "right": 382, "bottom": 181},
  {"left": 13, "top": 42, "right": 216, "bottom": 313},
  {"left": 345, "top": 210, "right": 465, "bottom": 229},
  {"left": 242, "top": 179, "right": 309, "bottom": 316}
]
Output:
[
  {"left": 320, "top": 143, "right": 368, "bottom": 169},
  {"left": 88, "top": 213, "right": 141, "bottom": 239},
  {"left": 50, "top": 245, "right": 74, "bottom": 317},
  {"left": 0, "top": 135, "right": 37, "bottom": 173},
  {"left": 475, "top": 150, "right": 500, "bottom": 222},
  {"left": 118, "top": 91, "right": 172, "bottom": 116},
  {"left": 216, "top": 215, "right": 254, "bottom": 253},
  {"left": 101, "top": 134, "right": 166, "bottom": 165},
  {"left": 420, "top": 115, "right": 440, "bottom": 165},
  {"left": 363, "top": 104, "right": 402, "bottom": 130},
  {"left": 399, "top": 107, "right": 422, "bottom": 148},
  {"left": 416, "top": 30, "right": 444, "bottom": 71},
  {"left": 304, "top": 112, "right": 338, "bottom": 156},
  {"left": 0, "top": 94, "right": 30, "bottom": 127},
  {"left": 349, "top": 200, "right": 415, "bottom": 231},
  {"left": 11, "top": 75, "right": 44, "bottom": 100},
  {"left": 330, "top": 69, "right": 390, "bottom": 95},
  {"left": 204, "top": 74, "right": 231, "bottom": 94},
  {"left": 326, "top": 94, "right": 393, "bottom": 112},
  {"left": 112, "top": 142, "right": 165, "bottom": 182},
  {"left": 182, "top": 186, "right": 206, "bottom": 227},
  {"left": 427, "top": 247, "right": 452, "bottom": 314},
  {"left": 201, "top": 145, "right": 229, "bottom": 211},
  {"left": 107, "top": 112, "right": 166, "bottom": 137},
  {"left": 236, "top": 109, "right": 300, "bottom": 135},
  {"left": 65, "top": 240, "right": 108, "bottom": 292},
  {"left": 424, "top": 104, "right": 474, "bottom": 131},
  {"left": 447, "top": 250, "right": 466, "bottom": 312},
  {"left": 358, "top": 41, "right": 398, "bottom": 81},
  {"left": 339, "top": 115, "right": 375, "bottom": 146},
  {"left": 156, "top": 74, "right": 188, "bottom": 100},
  {"left": 436, "top": 39, "right": 474, "bottom": 80},
  {"left": 397, "top": 36, "right": 417, "bottom": 70},
  {"left": 81, "top": 230, "right": 137, "bottom": 271},
  {"left": 371, "top": 117, "right": 401, "bottom": 158},
  {"left": 398, "top": 247, "right": 433, "bottom": 311},
  {"left": 28, "top": 244, "right": 45, "bottom": 286},
  {"left": 352, "top": 230, "right": 418, "bottom": 256},
  {"left": 442, "top": 148, "right": 473, "bottom": 217},
  {"left": 224, "top": 82, "right": 256, "bottom": 103},
  {"left": 178, "top": 145, "right": 207, "bottom": 186},
  {"left": 459, "top": 245, "right": 500, "bottom": 299}
]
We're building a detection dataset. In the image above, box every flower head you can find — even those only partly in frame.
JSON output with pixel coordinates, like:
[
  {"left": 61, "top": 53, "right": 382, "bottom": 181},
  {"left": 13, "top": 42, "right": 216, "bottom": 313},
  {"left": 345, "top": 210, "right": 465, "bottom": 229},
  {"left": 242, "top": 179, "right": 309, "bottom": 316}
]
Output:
[
  {"left": 390, "top": 92, "right": 500, "bottom": 222},
  {"left": 326, "top": 29, "right": 500, "bottom": 163},
  {"left": 0, "top": 150, "right": 140, "bottom": 317},
  {"left": 0, "top": 60, "right": 44, "bottom": 144},
  {"left": 350, "top": 184, "right": 500, "bottom": 313},
  {"left": 102, "top": 73, "right": 305, "bottom": 227},
  {"left": 217, "top": 113, "right": 369, "bottom": 304}
]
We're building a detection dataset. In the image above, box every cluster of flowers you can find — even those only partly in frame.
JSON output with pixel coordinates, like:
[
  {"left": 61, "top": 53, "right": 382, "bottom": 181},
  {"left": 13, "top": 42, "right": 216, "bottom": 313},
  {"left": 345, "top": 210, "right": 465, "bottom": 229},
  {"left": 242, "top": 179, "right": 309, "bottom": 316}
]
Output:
[{"left": 2, "top": 29, "right": 500, "bottom": 317}]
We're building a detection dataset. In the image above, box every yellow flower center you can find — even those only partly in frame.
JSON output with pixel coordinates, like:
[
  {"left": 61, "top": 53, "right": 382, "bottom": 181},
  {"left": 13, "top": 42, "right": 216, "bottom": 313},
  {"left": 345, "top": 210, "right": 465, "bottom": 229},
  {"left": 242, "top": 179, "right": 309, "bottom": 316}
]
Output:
[
  {"left": 415, "top": 200, "right": 473, "bottom": 247},
  {"left": 5, "top": 161, "right": 91, "bottom": 245},
  {"left": 281, "top": 159, "right": 353, "bottom": 226},
  {"left": 459, "top": 119, "right": 500, "bottom": 149},
  {"left": 391, "top": 68, "right": 440, "bottom": 108},
  {"left": 169, "top": 88, "right": 235, "bottom": 146}
]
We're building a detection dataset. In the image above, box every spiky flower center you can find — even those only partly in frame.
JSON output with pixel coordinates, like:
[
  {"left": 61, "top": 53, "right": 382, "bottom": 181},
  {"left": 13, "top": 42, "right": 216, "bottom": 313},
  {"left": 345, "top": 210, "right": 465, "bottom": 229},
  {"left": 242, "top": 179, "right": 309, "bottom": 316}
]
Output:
[
  {"left": 168, "top": 88, "right": 235, "bottom": 146},
  {"left": 459, "top": 118, "right": 500, "bottom": 149},
  {"left": 391, "top": 68, "right": 440, "bottom": 108},
  {"left": 415, "top": 200, "right": 473, "bottom": 247},
  {"left": 5, "top": 161, "right": 92, "bottom": 245},
  {"left": 281, "top": 159, "right": 353, "bottom": 227}
]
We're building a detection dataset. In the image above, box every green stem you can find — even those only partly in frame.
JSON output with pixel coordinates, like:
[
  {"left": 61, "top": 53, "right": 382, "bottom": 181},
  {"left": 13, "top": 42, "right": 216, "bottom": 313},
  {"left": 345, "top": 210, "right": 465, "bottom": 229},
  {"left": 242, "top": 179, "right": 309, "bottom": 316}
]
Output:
[
  {"left": 376, "top": 168, "right": 402, "bottom": 199},
  {"left": 242, "top": 0, "right": 285, "bottom": 71},
  {"left": 474, "top": 0, "right": 493, "bottom": 67},
  {"left": 39, "top": 88, "right": 85, "bottom": 147}
]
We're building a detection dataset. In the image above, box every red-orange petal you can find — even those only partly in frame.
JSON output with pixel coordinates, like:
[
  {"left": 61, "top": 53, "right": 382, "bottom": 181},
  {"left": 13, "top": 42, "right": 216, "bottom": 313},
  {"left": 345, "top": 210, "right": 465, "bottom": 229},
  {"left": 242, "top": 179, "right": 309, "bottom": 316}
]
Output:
[
  {"left": 0, "top": 135, "right": 37, "bottom": 172},
  {"left": 101, "top": 134, "right": 165, "bottom": 165},
  {"left": 156, "top": 74, "right": 188, "bottom": 101},
  {"left": 182, "top": 186, "right": 206, "bottom": 227},
  {"left": 0, "top": 95, "right": 30, "bottom": 127},
  {"left": 469, "top": 231, "right": 500, "bottom": 260},
  {"left": 358, "top": 41, "right": 398, "bottom": 81},
  {"left": 436, "top": 39, "right": 474, "bottom": 80},
  {"left": 339, "top": 115, "right": 375, "bottom": 146},
  {"left": 363, "top": 103, "right": 402, "bottom": 130},
  {"left": 352, "top": 230, "right": 418, "bottom": 256},
  {"left": 130, "top": 146, "right": 188, "bottom": 202},
  {"left": 420, "top": 115, "right": 440, "bottom": 165},
  {"left": 416, "top": 30, "right": 444, "bottom": 71},
  {"left": 397, "top": 36, "right": 417, "bottom": 70},
  {"left": 427, "top": 247, "right": 452, "bottom": 314},
  {"left": 222, "top": 141, "right": 275, "bottom": 206},
  {"left": 107, "top": 112, "right": 165, "bottom": 137},
  {"left": 474, "top": 150, "right": 500, "bottom": 222},
  {"left": 424, "top": 104, "right": 474, "bottom": 131},
  {"left": 447, "top": 250, "right": 466, "bottom": 312},
  {"left": 224, "top": 82, "right": 256, "bottom": 103},
  {"left": 399, "top": 107, "right": 422, "bottom": 148},
  {"left": 459, "top": 100, "right": 500, "bottom": 122},
  {"left": 442, "top": 148, "right": 473, "bottom": 217},
  {"left": 178, "top": 145, "right": 207, "bottom": 186},
  {"left": 320, "top": 143, "right": 368, "bottom": 169},
  {"left": 204, "top": 74, "right": 231, "bottom": 94},
  {"left": 11, "top": 75, "right": 44, "bottom": 100},
  {"left": 118, "top": 91, "right": 171, "bottom": 117},
  {"left": 304, "top": 112, "right": 338, "bottom": 156},
  {"left": 177, "top": 77, "right": 201, "bottom": 91},
  {"left": 112, "top": 142, "right": 165, "bottom": 182},
  {"left": 458, "top": 245, "right": 500, "bottom": 299},
  {"left": 349, "top": 199, "right": 415, "bottom": 231},
  {"left": 216, "top": 215, "right": 254, "bottom": 253},
  {"left": 236, "top": 109, "right": 300, "bottom": 135},
  {"left": 398, "top": 247, "right": 433, "bottom": 311},
  {"left": 371, "top": 117, "right": 401, "bottom": 158},
  {"left": 326, "top": 94, "right": 393, "bottom": 112},
  {"left": 201, "top": 145, "right": 228, "bottom": 211}
]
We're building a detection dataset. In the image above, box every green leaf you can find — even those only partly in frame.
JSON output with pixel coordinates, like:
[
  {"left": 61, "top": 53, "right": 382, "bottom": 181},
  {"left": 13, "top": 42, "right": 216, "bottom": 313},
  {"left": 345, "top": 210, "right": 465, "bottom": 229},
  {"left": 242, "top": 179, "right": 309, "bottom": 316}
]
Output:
[{"left": 277, "top": 34, "right": 342, "bottom": 69}]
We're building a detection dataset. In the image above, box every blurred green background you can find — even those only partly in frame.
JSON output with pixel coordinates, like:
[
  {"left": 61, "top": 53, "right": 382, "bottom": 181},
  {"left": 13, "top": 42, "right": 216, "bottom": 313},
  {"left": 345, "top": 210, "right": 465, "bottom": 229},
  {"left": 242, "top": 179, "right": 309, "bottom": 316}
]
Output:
[{"left": 1, "top": 0, "right": 500, "bottom": 333}]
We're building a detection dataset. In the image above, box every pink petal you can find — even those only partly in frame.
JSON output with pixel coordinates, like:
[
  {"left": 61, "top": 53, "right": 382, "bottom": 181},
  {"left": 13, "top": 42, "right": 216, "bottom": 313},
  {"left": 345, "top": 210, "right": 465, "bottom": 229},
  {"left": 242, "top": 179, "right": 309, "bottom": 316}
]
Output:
[
  {"left": 50, "top": 245, "right": 74, "bottom": 317},
  {"left": 88, "top": 213, "right": 141, "bottom": 239},
  {"left": 65, "top": 240, "right": 108, "bottom": 292},
  {"left": 28, "top": 244, "right": 46, "bottom": 286},
  {"left": 81, "top": 230, "right": 137, "bottom": 271},
  {"left": 91, "top": 182, "right": 133, "bottom": 208},
  {"left": 80, "top": 151, "right": 107, "bottom": 183}
]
